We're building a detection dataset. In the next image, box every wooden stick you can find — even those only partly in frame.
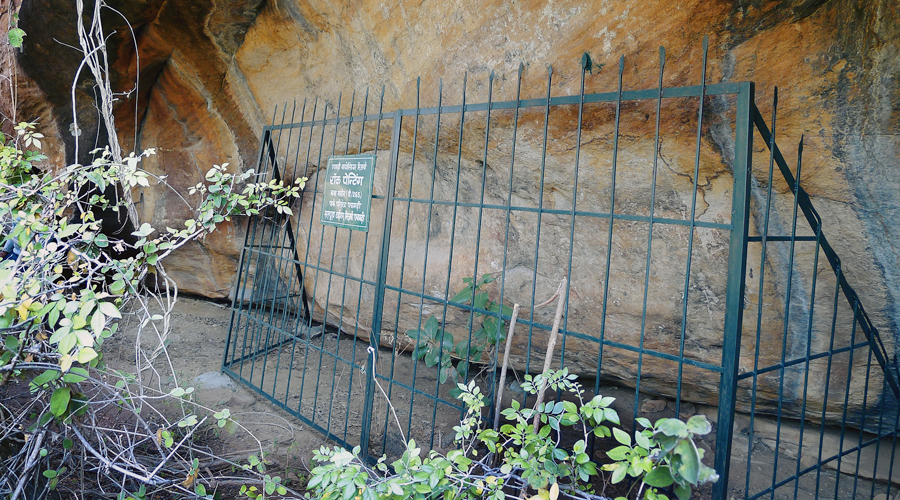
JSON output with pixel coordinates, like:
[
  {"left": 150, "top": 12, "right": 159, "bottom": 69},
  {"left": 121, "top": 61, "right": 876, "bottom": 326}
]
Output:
[
  {"left": 494, "top": 303, "right": 520, "bottom": 433},
  {"left": 532, "top": 278, "right": 567, "bottom": 432}
]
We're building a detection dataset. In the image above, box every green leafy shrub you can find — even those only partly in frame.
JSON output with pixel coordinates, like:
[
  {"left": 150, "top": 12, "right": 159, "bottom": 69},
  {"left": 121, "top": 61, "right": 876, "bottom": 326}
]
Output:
[
  {"left": 305, "top": 369, "right": 717, "bottom": 500},
  {"left": 407, "top": 273, "right": 512, "bottom": 394},
  {"left": 0, "top": 121, "right": 306, "bottom": 497},
  {"left": 1, "top": 11, "right": 308, "bottom": 499}
]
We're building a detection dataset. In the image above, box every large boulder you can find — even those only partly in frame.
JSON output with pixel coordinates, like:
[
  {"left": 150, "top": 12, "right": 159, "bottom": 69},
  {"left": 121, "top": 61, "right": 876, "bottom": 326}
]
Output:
[{"left": 11, "top": 0, "right": 900, "bottom": 427}]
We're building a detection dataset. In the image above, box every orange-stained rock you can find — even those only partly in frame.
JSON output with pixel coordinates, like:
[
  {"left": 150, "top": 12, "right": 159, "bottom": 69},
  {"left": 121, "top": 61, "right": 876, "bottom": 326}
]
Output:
[{"left": 11, "top": 0, "right": 900, "bottom": 428}]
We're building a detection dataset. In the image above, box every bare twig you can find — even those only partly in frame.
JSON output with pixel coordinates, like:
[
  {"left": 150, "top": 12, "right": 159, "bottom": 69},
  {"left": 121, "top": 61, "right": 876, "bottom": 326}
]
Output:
[
  {"left": 9, "top": 430, "right": 44, "bottom": 500},
  {"left": 494, "top": 303, "right": 519, "bottom": 433},
  {"left": 532, "top": 278, "right": 567, "bottom": 432},
  {"left": 71, "top": 426, "right": 170, "bottom": 487}
]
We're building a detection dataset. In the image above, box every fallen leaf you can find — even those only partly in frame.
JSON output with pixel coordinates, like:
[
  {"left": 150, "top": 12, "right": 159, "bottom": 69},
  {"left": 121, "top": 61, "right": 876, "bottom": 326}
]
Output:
[{"left": 182, "top": 469, "right": 198, "bottom": 489}]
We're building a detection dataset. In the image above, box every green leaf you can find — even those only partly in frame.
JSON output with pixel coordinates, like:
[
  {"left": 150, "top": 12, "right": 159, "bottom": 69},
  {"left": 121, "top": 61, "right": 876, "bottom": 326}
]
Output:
[
  {"left": 423, "top": 316, "right": 439, "bottom": 340},
  {"left": 31, "top": 370, "right": 60, "bottom": 387},
  {"left": 77, "top": 347, "right": 98, "bottom": 364},
  {"left": 456, "top": 360, "right": 468, "bottom": 379},
  {"left": 48, "top": 306, "right": 60, "bottom": 328},
  {"left": 424, "top": 347, "right": 439, "bottom": 367},
  {"left": 674, "top": 483, "right": 691, "bottom": 500},
  {"left": 685, "top": 415, "right": 712, "bottom": 436},
  {"left": 132, "top": 222, "right": 154, "bottom": 238},
  {"left": 38, "top": 412, "right": 53, "bottom": 427},
  {"left": 177, "top": 415, "right": 198, "bottom": 427},
  {"left": 94, "top": 233, "right": 109, "bottom": 248},
  {"left": 674, "top": 438, "right": 701, "bottom": 484},
  {"left": 440, "top": 330, "right": 454, "bottom": 351},
  {"left": 62, "top": 367, "right": 89, "bottom": 383},
  {"left": 451, "top": 285, "right": 474, "bottom": 304},
  {"left": 455, "top": 339, "right": 468, "bottom": 357},
  {"left": 548, "top": 416, "right": 560, "bottom": 431},
  {"left": 613, "top": 427, "right": 631, "bottom": 446},
  {"left": 611, "top": 464, "right": 627, "bottom": 484},
  {"left": 656, "top": 418, "right": 688, "bottom": 438},
  {"left": 4, "top": 334, "right": 18, "bottom": 351},
  {"left": 643, "top": 466, "right": 675, "bottom": 487},
  {"left": 91, "top": 311, "right": 106, "bottom": 335},
  {"left": 473, "top": 292, "right": 488, "bottom": 310},
  {"left": 573, "top": 439, "right": 586, "bottom": 454},
  {"left": 604, "top": 407, "right": 621, "bottom": 425},
  {"left": 58, "top": 333, "right": 77, "bottom": 356},
  {"left": 7, "top": 27, "right": 25, "bottom": 48},
  {"left": 635, "top": 431, "right": 652, "bottom": 450},
  {"left": 97, "top": 301, "right": 121, "bottom": 319},
  {"left": 50, "top": 387, "right": 71, "bottom": 416},
  {"left": 74, "top": 329, "right": 93, "bottom": 348},
  {"left": 606, "top": 445, "right": 630, "bottom": 461}
]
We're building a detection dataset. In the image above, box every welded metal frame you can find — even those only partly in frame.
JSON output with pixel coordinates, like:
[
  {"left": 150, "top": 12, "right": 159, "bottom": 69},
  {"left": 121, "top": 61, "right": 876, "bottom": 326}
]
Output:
[{"left": 222, "top": 42, "right": 900, "bottom": 500}]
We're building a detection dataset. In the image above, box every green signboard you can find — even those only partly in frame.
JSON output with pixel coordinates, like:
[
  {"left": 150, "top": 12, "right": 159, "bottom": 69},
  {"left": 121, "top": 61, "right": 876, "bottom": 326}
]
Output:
[{"left": 319, "top": 154, "right": 376, "bottom": 232}]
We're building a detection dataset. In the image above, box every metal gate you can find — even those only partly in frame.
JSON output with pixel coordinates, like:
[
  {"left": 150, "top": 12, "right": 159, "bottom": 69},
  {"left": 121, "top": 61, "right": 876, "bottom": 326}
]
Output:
[{"left": 222, "top": 43, "right": 900, "bottom": 499}]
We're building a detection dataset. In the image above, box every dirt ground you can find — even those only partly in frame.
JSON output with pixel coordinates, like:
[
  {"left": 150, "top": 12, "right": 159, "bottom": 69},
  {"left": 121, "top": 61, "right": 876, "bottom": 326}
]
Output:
[
  {"left": 101, "top": 296, "right": 894, "bottom": 500},
  {"left": 102, "top": 296, "right": 327, "bottom": 488}
]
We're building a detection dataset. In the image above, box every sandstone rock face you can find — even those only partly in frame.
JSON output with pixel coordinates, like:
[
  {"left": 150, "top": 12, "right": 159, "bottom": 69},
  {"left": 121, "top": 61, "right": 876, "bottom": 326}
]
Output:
[{"left": 12, "top": 0, "right": 900, "bottom": 425}]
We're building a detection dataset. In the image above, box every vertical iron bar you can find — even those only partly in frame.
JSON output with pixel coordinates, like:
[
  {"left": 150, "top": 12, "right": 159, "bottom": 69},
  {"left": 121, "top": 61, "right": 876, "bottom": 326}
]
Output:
[
  {"left": 879, "top": 390, "right": 900, "bottom": 498},
  {"left": 383, "top": 78, "right": 419, "bottom": 448},
  {"left": 320, "top": 93, "right": 344, "bottom": 435},
  {"left": 525, "top": 65, "right": 553, "bottom": 383},
  {"left": 251, "top": 104, "right": 289, "bottom": 386},
  {"left": 296, "top": 97, "right": 322, "bottom": 413},
  {"left": 792, "top": 207, "right": 822, "bottom": 500},
  {"left": 851, "top": 345, "right": 874, "bottom": 499},
  {"left": 432, "top": 73, "right": 468, "bottom": 440},
  {"left": 771, "top": 136, "right": 804, "bottom": 497},
  {"left": 342, "top": 87, "right": 374, "bottom": 443},
  {"left": 634, "top": 47, "right": 666, "bottom": 427},
  {"left": 400, "top": 80, "right": 443, "bottom": 448},
  {"left": 266, "top": 100, "right": 300, "bottom": 404},
  {"left": 592, "top": 55, "right": 624, "bottom": 456},
  {"left": 464, "top": 71, "right": 494, "bottom": 416},
  {"left": 746, "top": 88, "right": 778, "bottom": 497},
  {"left": 558, "top": 56, "right": 587, "bottom": 383},
  {"left": 330, "top": 91, "right": 358, "bottom": 443},
  {"left": 676, "top": 36, "right": 708, "bottom": 414},
  {"left": 246, "top": 110, "right": 284, "bottom": 382},
  {"left": 305, "top": 99, "right": 331, "bottom": 422},
  {"left": 834, "top": 300, "right": 861, "bottom": 497},
  {"left": 713, "top": 80, "right": 753, "bottom": 500},
  {"left": 814, "top": 262, "right": 842, "bottom": 499},
  {"left": 494, "top": 63, "right": 524, "bottom": 425},
  {"left": 363, "top": 107, "right": 402, "bottom": 460},
  {"left": 282, "top": 99, "right": 310, "bottom": 404},
  {"left": 357, "top": 85, "right": 386, "bottom": 452}
]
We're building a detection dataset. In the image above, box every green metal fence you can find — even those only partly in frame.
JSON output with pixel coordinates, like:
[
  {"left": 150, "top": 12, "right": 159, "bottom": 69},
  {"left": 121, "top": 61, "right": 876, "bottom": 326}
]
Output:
[{"left": 222, "top": 43, "right": 900, "bottom": 499}]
